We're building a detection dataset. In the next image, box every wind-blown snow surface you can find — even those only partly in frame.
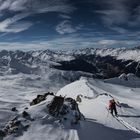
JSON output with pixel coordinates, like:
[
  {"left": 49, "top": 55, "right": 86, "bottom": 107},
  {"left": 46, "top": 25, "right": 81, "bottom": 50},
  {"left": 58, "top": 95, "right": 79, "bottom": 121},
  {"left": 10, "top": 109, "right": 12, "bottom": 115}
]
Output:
[
  {"left": 1, "top": 76, "right": 140, "bottom": 140},
  {"left": 57, "top": 78, "right": 98, "bottom": 99}
]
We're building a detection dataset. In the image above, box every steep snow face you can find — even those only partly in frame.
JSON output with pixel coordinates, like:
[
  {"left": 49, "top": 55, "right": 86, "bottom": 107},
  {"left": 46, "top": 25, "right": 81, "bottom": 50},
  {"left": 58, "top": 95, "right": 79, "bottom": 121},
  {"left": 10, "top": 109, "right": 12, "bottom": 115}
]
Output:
[{"left": 57, "top": 78, "right": 98, "bottom": 99}]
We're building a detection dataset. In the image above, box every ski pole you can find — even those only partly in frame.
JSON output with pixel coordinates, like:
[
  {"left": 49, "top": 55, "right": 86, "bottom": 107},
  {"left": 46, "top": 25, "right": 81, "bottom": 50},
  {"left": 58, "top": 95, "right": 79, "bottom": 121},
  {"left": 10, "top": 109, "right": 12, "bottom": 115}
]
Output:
[
  {"left": 120, "top": 106, "right": 123, "bottom": 115},
  {"left": 106, "top": 107, "right": 109, "bottom": 118},
  {"left": 118, "top": 105, "right": 123, "bottom": 116},
  {"left": 104, "top": 107, "right": 109, "bottom": 125}
]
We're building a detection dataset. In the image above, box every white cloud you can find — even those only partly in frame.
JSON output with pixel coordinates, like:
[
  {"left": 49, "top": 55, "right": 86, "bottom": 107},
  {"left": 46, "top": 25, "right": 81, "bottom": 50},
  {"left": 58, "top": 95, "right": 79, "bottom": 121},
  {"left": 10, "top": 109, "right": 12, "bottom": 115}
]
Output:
[
  {"left": 0, "top": 0, "right": 75, "bottom": 13},
  {"left": 9, "top": 0, "right": 27, "bottom": 11},
  {"left": 0, "top": 0, "right": 13, "bottom": 11},
  {"left": 59, "top": 14, "right": 71, "bottom": 19},
  {"left": 98, "top": 40, "right": 117, "bottom": 45},
  {"left": 0, "top": 0, "right": 75, "bottom": 33},
  {"left": 4, "top": 22, "right": 33, "bottom": 33},
  {"left": 56, "top": 20, "right": 82, "bottom": 34},
  {"left": 0, "top": 13, "right": 32, "bottom": 33},
  {"left": 8, "top": 0, "right": 75, "bottom": 13},
  {"left": 98, "top": 9, "right": 129, "bottom": 26},
  {"left": 109, "top": 26, "right": 128, "bottom": 34},
  {"left": 95, "top": 0, "right": 140, "bottom": 33},
  {"left": 97, "top": 39, "right": 140, "bottom": 48},
  {"left": 95, "top": 0, "right": 128, "bottom": 23}
]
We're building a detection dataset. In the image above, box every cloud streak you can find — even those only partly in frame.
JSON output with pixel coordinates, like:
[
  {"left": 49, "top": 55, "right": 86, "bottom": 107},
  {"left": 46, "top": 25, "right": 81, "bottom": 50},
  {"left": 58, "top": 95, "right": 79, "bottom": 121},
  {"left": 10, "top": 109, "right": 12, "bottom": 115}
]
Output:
[
  {"left": 0, "top": 0, "right": 140, "bottom": 50},
  {"left": 94, "top": 0, "right": 140, "bottom": 33},
  {"left": 0, "top": 36, "right": 139, "bottom": 50},
  {"left": 0, "top": 0, "right": 75, "bottom": 33},
  {"left": 0, "top": 13, "right": 32, "bottom": 33},
  {"left": 56, "top": 20, "right": 82, "bottom": 34}
]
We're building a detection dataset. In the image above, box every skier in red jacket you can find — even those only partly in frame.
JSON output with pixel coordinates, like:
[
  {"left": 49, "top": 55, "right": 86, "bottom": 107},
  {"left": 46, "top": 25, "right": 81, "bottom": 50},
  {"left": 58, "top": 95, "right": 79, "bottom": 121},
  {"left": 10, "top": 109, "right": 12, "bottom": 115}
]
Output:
[{"left": 109, "top": 99, "right": 120, "bottom": 116}]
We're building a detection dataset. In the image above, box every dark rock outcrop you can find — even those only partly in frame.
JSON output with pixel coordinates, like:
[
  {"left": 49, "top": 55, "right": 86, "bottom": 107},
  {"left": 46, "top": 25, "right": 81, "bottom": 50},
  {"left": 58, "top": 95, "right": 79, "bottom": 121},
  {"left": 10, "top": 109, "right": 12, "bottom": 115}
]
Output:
[
  {"left": 48, "top": 96, "right": 64, "bottom": 117},
  {"left": 53, "top": 54, "right": 140, "bottom": 79},
  {"left": 30, "top": 92, "right": 54, "bottom": 106},
  {"left": 47, "top": 96, "right": 83, "bottom": 124},
  {"left": 0, "top": 116, "right": 29, "bottom": 137},
  {"left": 11, "top": 107, "right": 17, "bottom": 112}
]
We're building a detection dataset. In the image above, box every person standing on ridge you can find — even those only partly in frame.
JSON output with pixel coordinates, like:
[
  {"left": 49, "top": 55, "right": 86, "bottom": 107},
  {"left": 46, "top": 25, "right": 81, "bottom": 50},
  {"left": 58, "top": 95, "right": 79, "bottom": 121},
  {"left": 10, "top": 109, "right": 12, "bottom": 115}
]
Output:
[{"left": 108, "top": 99, "right": 121, "bottom": 116}]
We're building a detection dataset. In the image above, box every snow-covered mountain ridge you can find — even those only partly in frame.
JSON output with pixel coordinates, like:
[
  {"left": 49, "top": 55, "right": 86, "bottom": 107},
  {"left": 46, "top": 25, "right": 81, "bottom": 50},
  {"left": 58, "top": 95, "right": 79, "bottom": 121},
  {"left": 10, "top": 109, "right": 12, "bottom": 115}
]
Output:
[
  {"left": 0, "top": 48, "right": 140, "bottom": 79},
  {"left": 1, "top": 77, "right": 140, "bottom": 140},
  {"left": 71, "top": 48, "right": 140, "bottom": 61},
  {"left": 0, "top": 48, "right": 140, "bottom": 140}
]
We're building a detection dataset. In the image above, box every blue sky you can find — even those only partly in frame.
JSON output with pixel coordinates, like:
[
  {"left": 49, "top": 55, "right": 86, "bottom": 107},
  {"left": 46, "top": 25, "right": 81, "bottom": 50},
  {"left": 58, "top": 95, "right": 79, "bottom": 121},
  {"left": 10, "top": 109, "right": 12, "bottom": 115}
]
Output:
[{"left": 0, "top": 0, "right": 140, "bottom": 50}]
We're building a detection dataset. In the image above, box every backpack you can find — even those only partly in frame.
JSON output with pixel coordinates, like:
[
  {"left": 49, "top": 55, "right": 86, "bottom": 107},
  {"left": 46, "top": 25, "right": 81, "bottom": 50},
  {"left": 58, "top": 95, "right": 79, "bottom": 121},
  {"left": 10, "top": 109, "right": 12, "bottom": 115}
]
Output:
[{"left": 109, "top": 100, "right": 113, "bottom": 110}]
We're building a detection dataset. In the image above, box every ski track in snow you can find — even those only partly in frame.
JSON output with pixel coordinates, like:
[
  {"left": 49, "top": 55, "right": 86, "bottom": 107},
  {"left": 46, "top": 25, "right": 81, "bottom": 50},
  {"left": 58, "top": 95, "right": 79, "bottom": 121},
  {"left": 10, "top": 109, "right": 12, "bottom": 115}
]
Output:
[
  {"left": 114, "top": 116, "right": 140, "bottom": 134},
  {"left": 84, "top": 81, "right": 140, "bottom": 135},
  {"left": 1, "top": 76, "right": 140, "bottom": 140}
]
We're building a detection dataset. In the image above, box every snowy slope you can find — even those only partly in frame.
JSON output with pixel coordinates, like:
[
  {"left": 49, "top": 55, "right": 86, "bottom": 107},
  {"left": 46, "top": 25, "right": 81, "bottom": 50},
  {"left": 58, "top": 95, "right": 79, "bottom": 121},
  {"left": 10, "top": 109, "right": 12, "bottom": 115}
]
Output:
[
  {"left": 0, "top": 49, "right": 140, "bottom": 140},
  {"left": 105, "top": 73, "right": 140, "bottom": 87},
  {"left": 57, "top": 77, "right": 98, "bottom": 99},
  {"left": 57, "top": 77, "right": 140, "bottom": 139},
  {"left": 1, "top": 76, "right": 140, "bottom": 140}
]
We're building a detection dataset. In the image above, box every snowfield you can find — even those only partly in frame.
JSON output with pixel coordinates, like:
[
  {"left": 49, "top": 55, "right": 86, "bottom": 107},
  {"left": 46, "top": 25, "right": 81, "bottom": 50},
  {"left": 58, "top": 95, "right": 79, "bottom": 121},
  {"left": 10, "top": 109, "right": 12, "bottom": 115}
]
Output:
[{"left": 0, "top": 74, "right": 140, "bottom": 140}]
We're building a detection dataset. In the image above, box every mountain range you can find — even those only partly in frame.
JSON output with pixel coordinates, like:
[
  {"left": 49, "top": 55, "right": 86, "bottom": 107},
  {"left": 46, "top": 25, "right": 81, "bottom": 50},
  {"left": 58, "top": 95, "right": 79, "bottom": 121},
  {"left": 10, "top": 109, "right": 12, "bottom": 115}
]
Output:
[{"left": 0, "top": 48, "right": 140, "bottom": 79}]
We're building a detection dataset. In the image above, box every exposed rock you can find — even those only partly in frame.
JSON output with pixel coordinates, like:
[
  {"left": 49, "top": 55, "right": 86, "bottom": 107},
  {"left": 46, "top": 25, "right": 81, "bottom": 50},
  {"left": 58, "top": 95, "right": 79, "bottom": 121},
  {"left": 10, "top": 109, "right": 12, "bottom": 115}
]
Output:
[
  {"left": 53, "top": 54, "right": 140, "bottom": 79},
  {"left": 0, "top": 130, "right": 6, "bottom": 137},
  {"left": 11, "top": 107, "right": 17, "bottom": 112},
  {"left": 76, "top": 95, "right": 82, "bottom": 103},
  {"left": 22, "top": 111, "right": 34, "bottom": 121},
  {"left": 48, "top": 96, "right": 64, "bottom": 117},
  {"left": 0, "top": 116, "right": 29, "bottom": 137},
  {"left": 47, "top": 96, "right": 83, "bottom": 125},
  {"left": 30, "top": 92, "right": 54, "bottom": 106},
  {"left": 22, "top": 111, "right": 30, "bottom": 118}
]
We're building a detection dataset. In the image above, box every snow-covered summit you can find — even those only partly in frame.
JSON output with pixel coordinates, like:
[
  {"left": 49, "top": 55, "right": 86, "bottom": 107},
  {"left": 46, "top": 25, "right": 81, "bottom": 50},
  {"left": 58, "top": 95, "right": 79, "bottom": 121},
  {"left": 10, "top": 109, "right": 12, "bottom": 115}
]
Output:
[
  {"left": 119, "top": 73, "right": 139, "bottom": 81},
  {"left": 72, "top": 48, "right": 140, "bottom": 61},
  {"left": 105, "top": 73, "right": 140, "bottom": 87},
  {"left": 57, "top": 77, "right": 98, "bottom": 99}
]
